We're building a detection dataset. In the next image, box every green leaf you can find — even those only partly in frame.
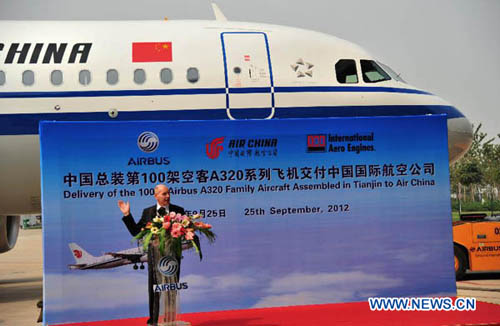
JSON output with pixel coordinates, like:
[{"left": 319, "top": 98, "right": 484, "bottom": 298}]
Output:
[
  {"left": 193, "top": 235, "right": 203, "bottom": 261},
  {"left": 191, "top": 240, "right": 202, "bottom": 260},
  {"left": 143, "top": 232, "right": 153, "bottom": 251},
  {"left": 132, "top": 230, "right": 147, "bottom": 241},
  {"left": 159, "top": 237, "right": 165, "bottom": 256},
  {"left": 198, "top": 229, "right": 216, "bottom": 243}
]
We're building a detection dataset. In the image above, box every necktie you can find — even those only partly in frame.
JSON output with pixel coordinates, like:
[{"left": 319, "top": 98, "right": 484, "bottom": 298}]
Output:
[{"left": 157, "top": 207, "right": 166, "bottom": 216}]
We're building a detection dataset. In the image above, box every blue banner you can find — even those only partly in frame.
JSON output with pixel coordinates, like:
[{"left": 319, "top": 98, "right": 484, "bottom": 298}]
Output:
[{"left": 41, "top": 116, "right": 455, "bottom": 325}]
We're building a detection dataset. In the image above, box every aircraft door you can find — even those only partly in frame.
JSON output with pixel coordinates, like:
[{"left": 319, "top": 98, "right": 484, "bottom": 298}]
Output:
[{"left": 221, "top": 32, "right": 274, "bottom": 119}]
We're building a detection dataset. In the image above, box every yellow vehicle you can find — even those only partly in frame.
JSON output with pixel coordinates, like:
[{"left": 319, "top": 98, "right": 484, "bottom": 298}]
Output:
[{"left": 453, "top": 214, "right": 500, "bottom": 280}]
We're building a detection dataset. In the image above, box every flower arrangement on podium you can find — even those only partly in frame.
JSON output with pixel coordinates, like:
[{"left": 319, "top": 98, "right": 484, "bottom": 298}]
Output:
[{"left": 133, "top": 212, "right": 216, "bottom": 259}]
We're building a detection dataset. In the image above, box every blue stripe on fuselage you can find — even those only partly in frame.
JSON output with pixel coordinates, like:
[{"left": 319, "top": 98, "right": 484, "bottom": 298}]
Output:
[
  {"left": 0, "top": 88, "right": 226, "bottom": 99},
  {"left": 275, "top": 86, "right": 432, "bottom": 95},
  {"left": 0, "top": 105, "right": 463, "bottom": 135},
  {"left": 0, "top": 85, "right": 430, "bottom": 99}
]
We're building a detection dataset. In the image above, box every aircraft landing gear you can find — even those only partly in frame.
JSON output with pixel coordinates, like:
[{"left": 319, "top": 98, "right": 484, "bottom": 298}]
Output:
[
  {"left": 133, "top": 264, "right": 138, "bottom": 270},
  {"left": 140, "top": 263, "right": 145, "bottom": 270}
]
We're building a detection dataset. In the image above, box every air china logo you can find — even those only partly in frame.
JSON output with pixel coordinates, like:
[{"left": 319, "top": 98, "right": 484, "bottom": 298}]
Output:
[
  {"left": 137, "top": 131, "right": 159, "bottom": 153},
  {"left": 206, "top": 137, "right": 225, "bottom": 159},
  {"left": 307, "top": 134, "right": 326, "bottom": 152},
  {"left": 73, "top": 250, "right": 82, "bottom": 259},
  {"left": 157, "top": 256, "right": 179, "bottom": 277}
]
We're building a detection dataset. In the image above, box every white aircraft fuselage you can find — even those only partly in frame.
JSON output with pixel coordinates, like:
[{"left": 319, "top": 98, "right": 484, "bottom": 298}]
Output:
[
  {"left": 68, "top": 242, "right": 147, "bottom": 270},
  {"left": 0, "top": 20, "right": 472, "bottom": 219}
]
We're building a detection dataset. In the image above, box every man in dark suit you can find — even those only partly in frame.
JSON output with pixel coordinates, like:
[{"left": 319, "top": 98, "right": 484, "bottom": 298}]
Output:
[{"left": 118, "top": 184, "right": 185, "bottom": 326}]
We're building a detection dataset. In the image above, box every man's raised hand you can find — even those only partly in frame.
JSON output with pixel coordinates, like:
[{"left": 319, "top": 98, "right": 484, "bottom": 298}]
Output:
[{"left": 117, "top": 200, "right": 130, "bottom": 216}]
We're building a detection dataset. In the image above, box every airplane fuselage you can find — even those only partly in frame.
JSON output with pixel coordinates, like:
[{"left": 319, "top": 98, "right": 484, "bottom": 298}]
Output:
[
  {"left": 0, "top": 20, "right": 473, "bottom": 215},
  {"left": 69, "top": 257, "right": 146, "bottom": 270},
  {"left": 69, "top": 244, "right": 147, "bottom": 270}
]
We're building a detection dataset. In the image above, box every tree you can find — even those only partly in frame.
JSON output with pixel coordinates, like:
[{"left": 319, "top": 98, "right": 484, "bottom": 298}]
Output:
[
  {"left": 481, "top": 137, "right": 500, "bottom": 202},
  {"left": 458, "top": 161, "right": 483, "bottom": 201},
  {"left": 449, "top": 124, "right": 498, "bottom": 210}
]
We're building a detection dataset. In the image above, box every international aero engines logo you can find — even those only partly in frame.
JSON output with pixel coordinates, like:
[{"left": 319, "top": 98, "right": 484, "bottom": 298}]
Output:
[
  {"left": 307, "top": 134, "right": 326, "bottom": 152},
  {"left": 157, "top": 256, "right": 179, "bottom": 277},
  {"left": 206, "top": 137, "right": 225, "bottom": 159},
  {"left": 137, "top": 131, "right": 159, "bottom": 153}
]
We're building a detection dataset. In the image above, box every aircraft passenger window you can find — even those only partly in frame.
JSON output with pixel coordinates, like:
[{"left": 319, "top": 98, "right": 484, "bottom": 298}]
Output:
[
  {"left": 160, "top": 68, "right": 173, "bottom": 84},
  {"left": 106, "top": 69, "right": 119, "bottom": 85},
  {"left": 335, "top": 59, "right": 358, "bottom": 84},
  {"left": 51, "top": 70, "right": 63, "bottom": 86},
  {"left": 134, "top": 69, "right": 146, "bottom": 85},
  {"left": 360, "top": 60, "right": 391, "bottom": 83},
  {"left": 79, "top": 70, "right": 91, "bottom": 86},
  {"left": 0, "top": 71, "right": 5, "bottom": 86},
  {"left": 186, "top": 67, "right": 199, "bottom": 83},
  {"left": 22, "top": 70, "right": 35, "bottom": 86}
]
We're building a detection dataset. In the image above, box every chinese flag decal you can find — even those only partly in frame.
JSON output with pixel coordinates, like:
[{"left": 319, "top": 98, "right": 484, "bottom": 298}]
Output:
[{"left": 132, "top": 42, "right": 172, "bottom": 62}]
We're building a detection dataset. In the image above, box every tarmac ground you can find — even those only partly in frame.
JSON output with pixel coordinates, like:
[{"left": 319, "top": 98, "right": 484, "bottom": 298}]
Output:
[
  {"left": 1, "top": 228, "right": 499, "bottom": 325},
  {"left": 0, "top": 228, "right": 43, "bottom": 325},
  {"left": 457, "top": 272, "right": 500, "bottom": 305}
]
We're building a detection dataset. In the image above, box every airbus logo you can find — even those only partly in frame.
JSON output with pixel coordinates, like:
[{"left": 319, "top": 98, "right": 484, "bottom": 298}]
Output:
[
  {"left": 137, "top": 131, "right": 159, "bottom": 153},
  {"left": 154, "top": 282, "right": 188, "bottom": 292},
  {"left": 206, "top": 137, "right": 225, "bottom": 159},
  {"left": 157, "top": 256, "right": 179, "bottom": 277}
]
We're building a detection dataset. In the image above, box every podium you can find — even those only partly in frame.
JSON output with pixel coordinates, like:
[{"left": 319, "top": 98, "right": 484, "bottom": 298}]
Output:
[{"left": 149, "top": 239, "right": 191, "bottom": 326}]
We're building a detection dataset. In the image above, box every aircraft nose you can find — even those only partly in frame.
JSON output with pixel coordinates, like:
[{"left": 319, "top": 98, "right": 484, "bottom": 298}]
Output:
[{"left": 447, "top": 115, "right": 473, "bottom": 164}]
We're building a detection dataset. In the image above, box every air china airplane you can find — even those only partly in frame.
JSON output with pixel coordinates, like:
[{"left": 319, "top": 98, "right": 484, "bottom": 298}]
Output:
[
  {"left": 68, "top": 243, "right": 147, "bottom": 270},
  {"left": 0, "top": 8, "right": 473, "bottom": 254}
]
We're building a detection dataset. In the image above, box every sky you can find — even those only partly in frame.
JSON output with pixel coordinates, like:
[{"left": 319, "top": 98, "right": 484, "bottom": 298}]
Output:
[{"left": 0, "top": 0, "right": 499, "bottom": 140}]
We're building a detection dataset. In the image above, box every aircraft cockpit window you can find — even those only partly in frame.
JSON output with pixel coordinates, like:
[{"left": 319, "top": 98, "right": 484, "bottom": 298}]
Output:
[
  {"left": 134, "top": 69, "right": 146, "bottom": 85},
  {"left": 79, "top": 70, "right": 91, "bottom": 86},
  {"left": 22, "top": 70, "right": 35, "bottom": 86},
  {"left": 0, "top": 71, "right": 5, "bottom": 86},
  {"left": 51, "top": 70, "right": 63, "bottom": 86},
  {"left": 377, "top": 61, "right": 406, "bottom": 83},
  {"left": 335, "top": 59, "right": 358, "bottom": 84},
  {"left": 187, "top": 67, "right": 199, "bottom": 83},
  {"left": 360, "top": 60, "right": 391, "bottom": 83},
  {"left": 160, "top": 68, "right": 173, "bottom": 84},
  {"left": 106, "top": 69, "right": 119, "bottom": 85}
]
